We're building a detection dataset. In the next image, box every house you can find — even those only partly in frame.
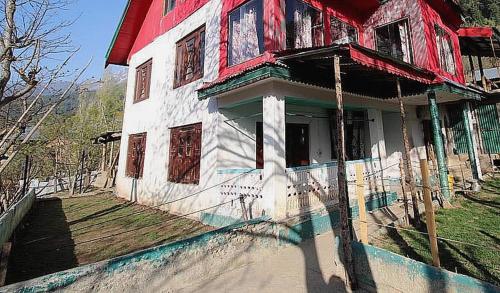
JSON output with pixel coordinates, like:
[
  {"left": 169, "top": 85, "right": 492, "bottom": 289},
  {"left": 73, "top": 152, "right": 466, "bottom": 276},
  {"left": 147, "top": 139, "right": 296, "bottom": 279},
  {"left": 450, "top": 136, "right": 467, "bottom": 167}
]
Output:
[{"left": 106, "top": 0, "right": 500, "bottom": 225}]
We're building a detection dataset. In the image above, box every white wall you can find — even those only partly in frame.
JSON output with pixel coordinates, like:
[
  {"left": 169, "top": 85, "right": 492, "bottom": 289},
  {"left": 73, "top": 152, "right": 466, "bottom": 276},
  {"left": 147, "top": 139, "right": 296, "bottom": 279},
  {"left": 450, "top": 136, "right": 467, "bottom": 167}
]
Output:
[{"left": 116, "top": 0, "right": 223, "bottom": 219}]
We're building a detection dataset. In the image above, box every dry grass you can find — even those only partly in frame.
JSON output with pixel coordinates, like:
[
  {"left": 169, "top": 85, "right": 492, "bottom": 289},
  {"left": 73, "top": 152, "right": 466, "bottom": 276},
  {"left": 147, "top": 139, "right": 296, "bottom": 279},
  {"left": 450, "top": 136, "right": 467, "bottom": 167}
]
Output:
[
  {"left": 7, "top": 192, "right": 212, "bottom": 284},
  {"left": 371, "top": 178, "right": 500, "bottom": 286}
]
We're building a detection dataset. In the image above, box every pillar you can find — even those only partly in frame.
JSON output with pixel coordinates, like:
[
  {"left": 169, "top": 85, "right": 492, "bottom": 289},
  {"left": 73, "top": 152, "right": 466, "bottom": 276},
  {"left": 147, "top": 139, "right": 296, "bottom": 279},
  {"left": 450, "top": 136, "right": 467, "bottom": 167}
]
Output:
[
  {"left": 262, "top": 94, "right": 287, "bottom": 220},
  {"left": 367, "top": 109, "right": 387, "bottom": 161},
  {"left": 462, "top": 102, "right": 483, "bottom": 180},
  {"left": 428, "top": 92, "right": 451, "bottom": 199}
]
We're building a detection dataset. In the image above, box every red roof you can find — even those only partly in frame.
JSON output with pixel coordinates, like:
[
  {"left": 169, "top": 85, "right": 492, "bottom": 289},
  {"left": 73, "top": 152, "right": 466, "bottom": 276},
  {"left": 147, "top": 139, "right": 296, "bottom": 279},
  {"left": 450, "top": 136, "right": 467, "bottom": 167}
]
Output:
[{"left": 106, "top": 0, "right": 153, "bottom": 67}]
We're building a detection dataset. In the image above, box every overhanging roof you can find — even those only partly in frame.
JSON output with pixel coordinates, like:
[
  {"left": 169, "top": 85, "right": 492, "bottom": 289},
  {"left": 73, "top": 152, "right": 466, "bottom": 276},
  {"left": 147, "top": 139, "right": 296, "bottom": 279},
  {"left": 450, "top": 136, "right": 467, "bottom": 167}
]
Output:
[
  {"left": 106, "top": 0, "right": 153, "bottom": 67},
  {"left": 458, "top": 27, "right": 500, "bottom": 57},
  {"left": 274, "top": 44, "right": 437, "bottom": 98}
]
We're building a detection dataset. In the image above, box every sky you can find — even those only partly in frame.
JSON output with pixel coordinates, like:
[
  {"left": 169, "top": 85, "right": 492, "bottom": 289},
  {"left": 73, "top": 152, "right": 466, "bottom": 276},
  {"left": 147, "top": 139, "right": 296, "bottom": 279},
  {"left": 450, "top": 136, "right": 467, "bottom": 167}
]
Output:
[{"left": 61, "top": 0, "right": 129, "bottom": 80}]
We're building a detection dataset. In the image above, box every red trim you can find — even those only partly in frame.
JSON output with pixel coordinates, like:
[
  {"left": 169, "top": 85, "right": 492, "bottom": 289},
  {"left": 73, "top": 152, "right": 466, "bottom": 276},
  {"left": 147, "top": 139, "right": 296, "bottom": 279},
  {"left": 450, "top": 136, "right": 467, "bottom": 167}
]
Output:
[
  {"left": 458, "top": 27, "right": 494, "bottom": 38},
  {"left": 348, "top": 44, "right": 438, "bottom": 84},
  {"left": 107, "top": 0, "right": 210, "bottom": 66},
  {"left": 419, "top": 0, "right": 465, "bottom": 84}
]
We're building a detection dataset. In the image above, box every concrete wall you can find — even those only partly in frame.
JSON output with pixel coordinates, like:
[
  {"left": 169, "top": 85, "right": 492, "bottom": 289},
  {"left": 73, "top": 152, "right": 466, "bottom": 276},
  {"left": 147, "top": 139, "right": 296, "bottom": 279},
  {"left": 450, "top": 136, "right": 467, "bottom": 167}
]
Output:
[
  {"left": 4, "top": 210, "right": 498, "bottom": 293},
  {"left": 0, "top": 190, "right": 35, "bottom": 247}
]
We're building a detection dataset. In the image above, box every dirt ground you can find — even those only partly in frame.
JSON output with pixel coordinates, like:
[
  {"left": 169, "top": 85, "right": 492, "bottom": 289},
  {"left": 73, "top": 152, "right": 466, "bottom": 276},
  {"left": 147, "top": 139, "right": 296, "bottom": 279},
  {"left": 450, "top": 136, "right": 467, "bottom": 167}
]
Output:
[{"left": 6, "top": 190, "right": 212, "bottom": 285}]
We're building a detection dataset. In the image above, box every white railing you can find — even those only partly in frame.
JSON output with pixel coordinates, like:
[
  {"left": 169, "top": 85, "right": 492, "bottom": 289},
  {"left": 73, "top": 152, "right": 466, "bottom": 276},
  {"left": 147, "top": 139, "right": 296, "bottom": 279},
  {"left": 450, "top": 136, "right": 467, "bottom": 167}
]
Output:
[
  {"left": 218, "top": 169, "right": 264, "bottom": 220},
  {"left": 285, "top": 158, "right": 384, "bottom": 216},
  {"left": 285, "top": 162, "right": 339, "bottom": 216},
  {"left": 346, "top": 158, "right": 384, "bottom": 197}
]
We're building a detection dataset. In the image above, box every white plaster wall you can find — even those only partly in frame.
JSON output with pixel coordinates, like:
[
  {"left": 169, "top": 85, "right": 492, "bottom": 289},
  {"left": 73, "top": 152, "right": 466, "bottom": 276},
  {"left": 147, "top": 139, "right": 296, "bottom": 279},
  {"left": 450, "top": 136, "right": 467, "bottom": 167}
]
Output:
[
  {"left": 382, "top": 105, "right": 427, "bottom": 179},
  {"left": 116, "top": 0, "right": 223, "bottom": 219},
  {"left": 217, "top": 100, "right": 334, "bottom": 170}
]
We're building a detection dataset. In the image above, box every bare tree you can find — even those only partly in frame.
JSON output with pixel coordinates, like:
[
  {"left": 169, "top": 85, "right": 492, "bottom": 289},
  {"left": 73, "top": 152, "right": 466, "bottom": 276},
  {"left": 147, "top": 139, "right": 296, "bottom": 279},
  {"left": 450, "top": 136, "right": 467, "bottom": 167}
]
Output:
[
  {"left": 0, "top": 0, "right": 74, "bottom": 108},
  {"left": 0, "top": 0, "right": 92, "bottom": 209}
]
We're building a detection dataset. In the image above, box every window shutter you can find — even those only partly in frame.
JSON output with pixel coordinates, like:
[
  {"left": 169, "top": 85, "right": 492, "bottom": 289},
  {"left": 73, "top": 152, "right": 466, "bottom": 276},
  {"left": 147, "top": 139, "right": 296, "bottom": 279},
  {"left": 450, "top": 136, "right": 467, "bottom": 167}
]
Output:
[
  {"left": 168, "top": 128, "right": 179, "bottom": 182},
  {"left": 174, "top": 44, "right": 184, "bottom": 88},
  {"left": 167, "top": 123, "right": 202, "bottom": 184},
  {"left": 126, "top": 133, "right": 147, "bottom": 179}
]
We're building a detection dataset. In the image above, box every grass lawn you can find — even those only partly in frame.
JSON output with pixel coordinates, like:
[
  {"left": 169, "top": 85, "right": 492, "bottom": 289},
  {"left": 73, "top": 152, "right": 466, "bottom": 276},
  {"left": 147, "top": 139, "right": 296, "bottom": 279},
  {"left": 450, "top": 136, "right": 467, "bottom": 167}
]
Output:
[
  {"left": 7, "top": 191, "right": 212, "bottom": 284},
  {"left": 371, "top": 178, "right": 500, "bottom": 286}
]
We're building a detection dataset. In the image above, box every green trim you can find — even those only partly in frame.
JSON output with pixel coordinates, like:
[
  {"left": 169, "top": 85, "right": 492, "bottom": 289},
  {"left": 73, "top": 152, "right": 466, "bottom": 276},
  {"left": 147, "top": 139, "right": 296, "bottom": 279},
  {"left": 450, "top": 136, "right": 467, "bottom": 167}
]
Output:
[
  {"left": 428, "top": 92, "right": 451, "bottom": 199},
  {"left": 430, "top": 82, "right": 485, "bottom": 101},
  {"left": 198, "top": 65, "right": 291, "bottom": 100},
  {"left": 105, "top": 0, "right": 132, "bottom": 64},
  {"left": 285, "top": 96, "right": 337, "bottom": 109},
  {"left": 279, "top": 192, "right": 397, "bottom": 245},
  {"left": 200, "top": 212, "right": 244, "bottom": 227}
]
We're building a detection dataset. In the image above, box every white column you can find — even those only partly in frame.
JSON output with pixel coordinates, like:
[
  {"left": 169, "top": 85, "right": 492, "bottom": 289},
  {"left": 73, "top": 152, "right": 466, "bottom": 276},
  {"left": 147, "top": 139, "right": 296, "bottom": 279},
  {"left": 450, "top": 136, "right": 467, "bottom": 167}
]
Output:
[
  {"left": 368, "top": 109, "right": 387, "bottom": 162},
  {"left": 262, "top": 94, "right": 287, "bottom": 220}
]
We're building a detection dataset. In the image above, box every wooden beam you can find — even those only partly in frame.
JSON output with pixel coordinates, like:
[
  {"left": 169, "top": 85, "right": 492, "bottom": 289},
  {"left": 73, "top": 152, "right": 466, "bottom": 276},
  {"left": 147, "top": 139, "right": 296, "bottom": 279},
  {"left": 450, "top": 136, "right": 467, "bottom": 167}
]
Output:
[
  {"left": 399, "top": 158, "right": 410, "bottom": 227},
  {"left": 420, "top": 159, "right": 441, "bottom": 267},
  {"left": 355, "top": 164, "right": 368, "bottom": 244},
  {"left": 396, "top": 78, "right": 421, "bottom": 227},
  {"left": 334, "top": 55, "right": 357, "bottom": 289}
]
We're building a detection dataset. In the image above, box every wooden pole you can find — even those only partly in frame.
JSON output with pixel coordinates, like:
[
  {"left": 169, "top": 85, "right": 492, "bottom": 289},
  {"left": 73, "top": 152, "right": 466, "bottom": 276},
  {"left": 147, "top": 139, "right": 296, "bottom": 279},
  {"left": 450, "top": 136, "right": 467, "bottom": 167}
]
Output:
[
  {"left": 468, "top": 55, "right": 475, "bottom": 85},
  {"left": 334, "top": 55, "right": 357, "bottom": 289},
  {"left": 420, "top": 159, "right": 441, "bottom": 267},
  {"left": 21, "top": 155, "right": 29, "bottom": 197},
  {"left": 477, "top": 55, "right": 487, "bottom": 91},
  {"left": 101, "top": 144, "right": 106, "bottom": 171},
  {"left": 396, "top": 78, "right": 421, "bottom": 226},
  {"left": 79, "top": 150, "right": 85, "bottom": 194},
  {"left": 399, "top": 158, "right": 410, "bottom": 226},
  {"left": 355, "top": 164, "right": 368, "bottom": 244}
]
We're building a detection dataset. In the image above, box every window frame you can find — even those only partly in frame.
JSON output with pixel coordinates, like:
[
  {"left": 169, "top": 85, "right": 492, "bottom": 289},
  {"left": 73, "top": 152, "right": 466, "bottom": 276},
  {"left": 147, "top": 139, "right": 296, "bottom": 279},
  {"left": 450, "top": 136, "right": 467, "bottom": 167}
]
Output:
[
  {"left": 134, "top": 59, "right": 153, "bottom": 104},
  {"left": 168, "top": 123, "right": 202, "bottom": 185},
  {"left": 330, "top": 16, "right": 358, "bottom": 45},
  {"left": 285, "top": 0, "right": 324, "bottom": 50},
  {"left": 374, "top": 18, "right": 414, "bottom": 64},
  {"left": 126, "top": 133, "right": 147, "bottom": 179},
  {"left": 164, "top": 0, "right": 176, "bottom": 15},
  {"left": 174, "top": 25, "right": 206, "bottom": 89},
  {"left": 435, "top": 25, "right": 456, "bottom": 75},
  {"left": 227, "top": 0, "right": 265, "bottom": 67}
]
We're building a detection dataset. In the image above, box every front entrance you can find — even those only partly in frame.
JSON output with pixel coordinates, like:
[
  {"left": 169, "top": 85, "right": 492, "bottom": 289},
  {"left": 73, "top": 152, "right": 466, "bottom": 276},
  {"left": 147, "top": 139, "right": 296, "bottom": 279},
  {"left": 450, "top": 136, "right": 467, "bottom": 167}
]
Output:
[
  {"left": 255, "top": 122, "right": 310, "bottom": 169},
  {"left": 286, "top": 123, "right": 310, "bottom": 168}
]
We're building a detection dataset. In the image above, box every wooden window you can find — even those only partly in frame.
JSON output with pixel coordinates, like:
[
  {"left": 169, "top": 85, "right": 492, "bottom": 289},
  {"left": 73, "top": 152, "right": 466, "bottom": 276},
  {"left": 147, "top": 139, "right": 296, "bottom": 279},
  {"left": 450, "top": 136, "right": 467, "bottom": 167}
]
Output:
[
  {"left": 286, "top": 123, "right": 310, "bottom": 168},
  {"left": 330, "top": 17, "right": 357, "bottom": 45},
  {"left": 286, "top": 0, "right": 323, "bottom": 49},
  {"left": 174, "top": 26, "right": 206, "bottom": 88},
  {"left": 126, "top": 133, "right": 147, "bottom": 179},
  {"left": 256, "top": 122, "right": 263, "bottom": 169},
  {"left": 375, "top": 19, "right": 413, "bottom": 63},
  {"left": 164, "top": 0, "right": 176, "bottom": 14},
  {"left": 228, "top": 0, "right": 264, "bottom": 66},
  {"left": 435, "top": 25, "right": 456, "bottom": 74},
  {"left": 329, "top": 110, "right": 370, "bottom": 161},
  {"left": 134, "top": 59, "right": 152, "bottom": 103},
  {"left": 168, "top": 123, "right": 202, "bottom": 184}
]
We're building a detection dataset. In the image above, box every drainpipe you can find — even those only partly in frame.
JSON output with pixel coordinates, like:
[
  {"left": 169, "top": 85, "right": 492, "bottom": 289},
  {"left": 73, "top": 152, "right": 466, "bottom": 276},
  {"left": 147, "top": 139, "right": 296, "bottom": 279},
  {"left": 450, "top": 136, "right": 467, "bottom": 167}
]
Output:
[
  {"left": 462, "top": 102, "right": 480, "bottom": 181},
  {"left": 428, "top": 92, "right": 451, "bottom": 200}
]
